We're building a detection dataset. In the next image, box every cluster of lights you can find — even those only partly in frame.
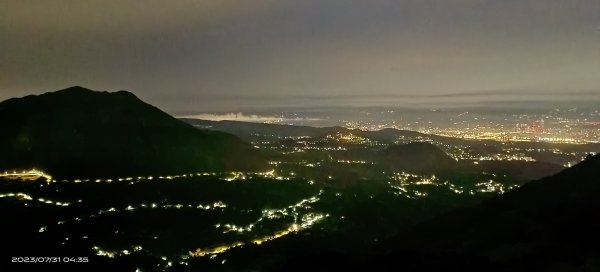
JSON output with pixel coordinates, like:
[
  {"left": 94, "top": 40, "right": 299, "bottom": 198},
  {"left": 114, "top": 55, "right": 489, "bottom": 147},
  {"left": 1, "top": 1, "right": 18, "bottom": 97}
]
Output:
[
  {"left": 280, "top": 147, "right": 307, "bottom": 154},
  {"left": 189, "top": 242, "right": 245, "bottom": 257},
  {"left": 299, "top": 146, "right": 348, "bottom": 151},
  {"left": 444, "top": 146, "right": 539, "bottom": 162},
  {"left": 326, "top": 132, "right": 371, "bottom": 145},
  {"left": 536, "top": 137, "right": 582, "bottom": 144},
  {"left": 217, "top": 191, "right": 322, "bottom": 235},
  {"left": 190, "top": 213, "right": 328, "bottom": 258},
  {"left": 390, "top": 172, "right": 439, "bottom": 185},
  {"left": 336, "top": 160, "right": 372, "bottom": 164},
  {"left": 474, "top": 154, "right": 536, "bottom": 162},
  {"left": 92, "top": 244, "right": 144, "bottom": 259},
  {"left": 430, "top": 125, "right": 594, "bottom": 145},
  {"left": 442, "top": 181, "right": 465, "bottom": 194},
  {"left": 222, "top": 170, "right": 289, "bottom": 181},
  {"left": 37, "top": 197, "right": 71, "bottom": 207},
  {"left": 389, "top": 171, "right": 522, "bottom": 197},
  {"left": 340, "top": 109, "right": 600, "bottom": 145},
  {"left": 389, "top": 172, "right": 464, "bottom": 198},
  {"left": 0, "top": 169, "right": 53, "bottom": 181},
  {"left": 0, "top": 192, "right": 33, "bottom": 200},
  {"left": 473, "top": 180, "right": 518, "bottom": 194},
  {"left": 189, "top": 191, "right": 326, "bottom": 258}
]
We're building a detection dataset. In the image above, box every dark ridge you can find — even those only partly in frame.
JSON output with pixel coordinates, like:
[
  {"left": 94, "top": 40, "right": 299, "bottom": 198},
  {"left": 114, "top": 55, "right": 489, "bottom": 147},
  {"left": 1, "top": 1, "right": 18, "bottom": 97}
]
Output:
[{"left": 0, "top": 87, "right": 267, "bottom": 179}]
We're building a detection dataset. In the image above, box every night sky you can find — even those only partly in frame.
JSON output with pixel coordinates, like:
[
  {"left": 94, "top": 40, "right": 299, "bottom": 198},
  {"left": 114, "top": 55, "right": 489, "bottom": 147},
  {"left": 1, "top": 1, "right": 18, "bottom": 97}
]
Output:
[{"left": 2, "top": 1, "right": 599, "bottom": 112}]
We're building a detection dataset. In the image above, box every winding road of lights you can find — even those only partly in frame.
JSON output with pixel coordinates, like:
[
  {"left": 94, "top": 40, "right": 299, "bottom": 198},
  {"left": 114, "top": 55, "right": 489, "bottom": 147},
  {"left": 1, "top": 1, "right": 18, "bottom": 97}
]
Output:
[
  {"left": 0, "top": 169, "right": 53, "bottom": 181},
  {"left": 4, "top": 168, "right": 520, "bottom": 265},
  {"left": 189, "top": 190, "right": 326, "bottom": 258},
  {"left": 0, "top": 192, "right": 70, "bottom": 206}
]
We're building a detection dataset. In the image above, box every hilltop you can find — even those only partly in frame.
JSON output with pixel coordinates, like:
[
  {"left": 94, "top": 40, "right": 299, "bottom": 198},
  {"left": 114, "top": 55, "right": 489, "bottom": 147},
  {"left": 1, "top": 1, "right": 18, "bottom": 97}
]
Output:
[
  {"left": 380, "top": 142, "right": 458, "bottom": 174},
  {"left": 0, "top": 86, "right": 267, "bottom": 179}
]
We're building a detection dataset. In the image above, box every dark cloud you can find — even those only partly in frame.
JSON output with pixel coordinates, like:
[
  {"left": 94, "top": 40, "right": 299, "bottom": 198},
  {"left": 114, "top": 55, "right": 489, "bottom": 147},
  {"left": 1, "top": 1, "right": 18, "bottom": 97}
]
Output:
[{"left": 1, "top": 0, "right": 599, "bottom": 112}]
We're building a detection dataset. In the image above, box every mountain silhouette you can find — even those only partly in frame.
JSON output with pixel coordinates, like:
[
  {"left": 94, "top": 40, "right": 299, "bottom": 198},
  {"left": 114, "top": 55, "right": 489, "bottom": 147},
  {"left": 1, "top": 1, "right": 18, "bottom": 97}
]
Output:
[
  {"left": 379, "top": 142, "right": 458, "bottom": 174},
  {"left": 0, "top": 86, "right": 266, "bottom": 179}
]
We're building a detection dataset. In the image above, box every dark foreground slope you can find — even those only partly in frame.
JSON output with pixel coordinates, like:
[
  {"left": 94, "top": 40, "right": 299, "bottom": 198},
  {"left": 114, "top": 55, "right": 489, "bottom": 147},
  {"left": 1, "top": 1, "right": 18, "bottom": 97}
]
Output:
[
  {"left": 395, "top": 153, "right": 600, "bottom": 271},
  {"left": 0, "top": 86, "right": 266, "bottom": 178},
  {"left": 281, "top": 154, "right": 600, "bottom": 272}
]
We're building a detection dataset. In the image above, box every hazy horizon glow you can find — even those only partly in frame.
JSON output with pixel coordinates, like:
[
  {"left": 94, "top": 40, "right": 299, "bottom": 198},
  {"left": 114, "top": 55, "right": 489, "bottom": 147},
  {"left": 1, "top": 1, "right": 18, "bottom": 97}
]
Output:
[{"left": 2, "top": 0, "right": 600, "bottom": 113}]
